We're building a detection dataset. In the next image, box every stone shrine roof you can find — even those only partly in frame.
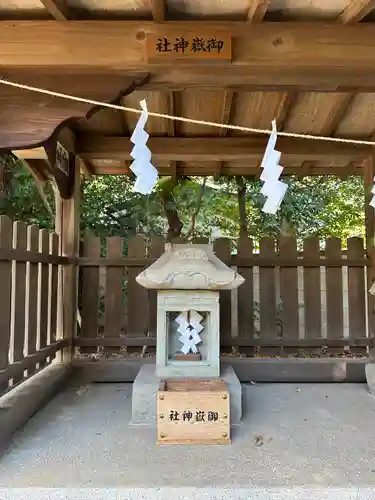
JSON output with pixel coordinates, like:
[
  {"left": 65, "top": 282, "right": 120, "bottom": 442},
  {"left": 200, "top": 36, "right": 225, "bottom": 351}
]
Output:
[{"left": 136, "top": 243, "right": 245, "bottom": 290}]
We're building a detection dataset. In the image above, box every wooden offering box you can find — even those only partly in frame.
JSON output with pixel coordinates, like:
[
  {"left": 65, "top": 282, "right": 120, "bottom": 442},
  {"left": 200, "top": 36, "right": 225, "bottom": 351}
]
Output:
[{"left": 157, "top": 379, "right": 230, "bottom": 445}]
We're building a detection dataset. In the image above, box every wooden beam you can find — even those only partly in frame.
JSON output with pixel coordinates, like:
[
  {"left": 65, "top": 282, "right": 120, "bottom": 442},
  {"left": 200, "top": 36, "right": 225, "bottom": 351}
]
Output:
[
  {"left": 24, "top": 159, "right": 52, "bottom": 182},
  {"left": 92, "top": 164, "right": 363, "bottom": 176},
  {"left": 75, "top": 136, "right": 371, "bottom": 162},
  {"left": 151, "top": 0, "right": 165, "bottom": 22},
  {"left": 247, "top": 0, "right": 269, "bottom": 22},
  {"left": 41, "top": 0, "right": 70, "bottom": 21},
  {"left": 3, "top": 23, "right": 375, "bottom": 90},
  {"left": 337, "top": 0, "right": 375, "bottom": 24}
]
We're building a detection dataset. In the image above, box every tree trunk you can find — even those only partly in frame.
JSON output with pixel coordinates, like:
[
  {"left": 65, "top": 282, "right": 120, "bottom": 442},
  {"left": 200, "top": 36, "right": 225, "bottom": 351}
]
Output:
[
  {"left": 236, "top": 176, "right": 248, "bottom": 235},
  {"left": 160, "top": 188, "right": 183, "bottom": 241}
]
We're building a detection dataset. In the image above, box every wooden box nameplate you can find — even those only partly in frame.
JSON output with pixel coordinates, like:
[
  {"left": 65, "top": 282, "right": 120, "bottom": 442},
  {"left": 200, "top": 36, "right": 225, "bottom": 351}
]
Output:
[
  {"left": 157, "top": 379, "right": 230, "bottom": 445},
  {"left": 146, "top": 33, "right": 231, "bottom": 62}
]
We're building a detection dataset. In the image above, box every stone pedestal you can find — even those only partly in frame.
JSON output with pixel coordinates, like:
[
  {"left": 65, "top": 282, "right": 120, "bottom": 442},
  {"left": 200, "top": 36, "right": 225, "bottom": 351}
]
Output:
[{"left": 131, "top": 364, "right": 242, "bottom": 426}]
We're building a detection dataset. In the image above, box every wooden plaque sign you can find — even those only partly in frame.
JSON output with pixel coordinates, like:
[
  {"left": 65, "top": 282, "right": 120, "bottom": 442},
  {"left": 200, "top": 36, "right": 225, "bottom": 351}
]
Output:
[
  {"left": 157, "top": 379, "right": 230, "bottom": 445},
  {"left": 56, "top": 142, "right": 69, "bottom": 176},
  {"left": 146, "top": 33, "right": 231, "bottom": 62},
  {"left": 45, "top": 136, "right": 75, "bottom": 199}
]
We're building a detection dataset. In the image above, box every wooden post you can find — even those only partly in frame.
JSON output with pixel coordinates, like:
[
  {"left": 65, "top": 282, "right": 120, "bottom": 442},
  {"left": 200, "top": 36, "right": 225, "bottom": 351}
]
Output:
[
  {"left": 54, "top": 157, "right": 80, "bottom": 362},
  {"left": 364, "top": 155, "right": 375, "bottom": 354}
]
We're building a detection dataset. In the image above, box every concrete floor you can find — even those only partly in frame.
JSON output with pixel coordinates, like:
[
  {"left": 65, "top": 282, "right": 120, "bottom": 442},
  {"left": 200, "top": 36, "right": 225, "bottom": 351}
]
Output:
[{"left": 1, "top": 381, "right": 375, "bottom": 495}]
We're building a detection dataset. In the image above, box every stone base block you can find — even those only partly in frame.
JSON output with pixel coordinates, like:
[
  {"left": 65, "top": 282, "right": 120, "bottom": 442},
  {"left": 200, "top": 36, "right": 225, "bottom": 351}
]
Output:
[
  {"left": 132, "top": 364, "right": 242, "bottom": 425},
  {"left": 365, "top": 362, "right": 375, "bottom": 395}
]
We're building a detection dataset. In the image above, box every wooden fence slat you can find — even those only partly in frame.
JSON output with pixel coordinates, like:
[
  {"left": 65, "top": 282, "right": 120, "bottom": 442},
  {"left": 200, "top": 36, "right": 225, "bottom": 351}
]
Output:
[
  {"left": 80, "top": 234, "right": 100, "bottom": 354},
  {"left": 127, "top": 235, "right": 148, "bottom": 335},
  {"left": 237, "top": 235, "right": 254, "bottom": 341},
  {"left": 303, "top": 237, "right": 322, "bottom": 340},
  {"left": 26, "top": 225, "right": 39, "bottom": 376},
  {"left": 326, "top": 237, "right": 344, "bottom": 345},
  {"left": 49, "top": 233, "right": 59, "bottom": 346},
  {"left": 11, "top": 222, "right": 27, "bottom": 384},
  {"left": 0, "top": 216, "right": 13, "bottom": 393},
  {"left": 348, "top": 237, "right": 367, "bottom": 342},
  {"left": 38, "top": 229, "right": 49, "bottom": 367},
  {"left": 104, "top": 237, "right": 124, "bottom": 353},
  {"left": 259, "top": 238, "right": 277, "bottom": 341},
  {"left": 214, "top": 238, "right": 232, "bottom": 345},
  {"left": 148, "top": 236, "right": 165, "bottom": 336},
  {"left": 279, "top": 236, "right": 299, "bottom": 346}
]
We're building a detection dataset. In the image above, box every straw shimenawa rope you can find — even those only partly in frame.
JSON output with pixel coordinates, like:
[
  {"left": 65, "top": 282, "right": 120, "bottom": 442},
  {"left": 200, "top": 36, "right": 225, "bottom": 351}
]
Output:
[{"left": 1, "top": 77, "right": 375, "bottom": 147}]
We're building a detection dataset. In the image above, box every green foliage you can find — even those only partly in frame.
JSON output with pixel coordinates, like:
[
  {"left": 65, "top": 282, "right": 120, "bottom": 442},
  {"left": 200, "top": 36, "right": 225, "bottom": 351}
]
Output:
[
  {"left": 248, "top": 175, "right": 365, "bottom": 241},
  {"left": 0, "top": 155, "right": 366, "bottom": 244},
  {"left": 81, "top": 175, "right": 165, "bottom": 237},
  {"left": 0, "top": 155, "right": 54, "bottom": 229},
  {"left": 214, "top": 175, "right": 364, "bottom": 243}
]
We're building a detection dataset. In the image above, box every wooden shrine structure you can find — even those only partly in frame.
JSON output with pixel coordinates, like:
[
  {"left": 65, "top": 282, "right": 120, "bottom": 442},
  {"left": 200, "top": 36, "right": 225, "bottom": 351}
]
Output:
[{"left": 1, "top": 0, "right": 375, "bottom": 420}]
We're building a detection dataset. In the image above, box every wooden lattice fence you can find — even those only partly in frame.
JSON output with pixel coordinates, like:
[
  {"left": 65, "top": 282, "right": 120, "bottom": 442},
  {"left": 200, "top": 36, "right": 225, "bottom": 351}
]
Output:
[{"left": 76, "top": 234, "right": 371, "bottom": 357}]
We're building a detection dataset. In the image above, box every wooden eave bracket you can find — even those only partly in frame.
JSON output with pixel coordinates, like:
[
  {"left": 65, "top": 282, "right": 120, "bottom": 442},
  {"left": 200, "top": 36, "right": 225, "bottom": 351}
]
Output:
[
  {"left": 3, "top": 74, "right": 150, "bottom": 198},
  {"left": 0, "top": 73, "right": 150, "bottom": 152}
]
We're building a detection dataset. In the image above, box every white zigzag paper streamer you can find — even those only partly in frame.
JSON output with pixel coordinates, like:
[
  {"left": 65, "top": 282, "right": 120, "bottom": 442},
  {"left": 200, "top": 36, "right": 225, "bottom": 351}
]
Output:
[
  {"left": 370, "top": 176, "right": 375, "bottom": 209},
  {"left": 130, "top": 99, "right": 158, "bottom": 195},
  {"left": 260, "top": 120, "right": 288, "bottom": 215},
  {"left": 175, "top": 311, "right": 203, "bottom": 355}
]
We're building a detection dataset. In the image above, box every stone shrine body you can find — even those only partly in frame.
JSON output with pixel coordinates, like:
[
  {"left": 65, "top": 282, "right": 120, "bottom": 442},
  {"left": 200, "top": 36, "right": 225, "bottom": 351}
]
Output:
[{"left": 136, "top": 243, "right": 244, "bottom": 378}]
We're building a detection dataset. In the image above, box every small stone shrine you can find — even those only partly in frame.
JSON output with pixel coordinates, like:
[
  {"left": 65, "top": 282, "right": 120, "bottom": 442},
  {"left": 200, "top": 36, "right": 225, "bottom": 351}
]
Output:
[{"left": 132, "top": 242, "right": 245, "bottom": 442}]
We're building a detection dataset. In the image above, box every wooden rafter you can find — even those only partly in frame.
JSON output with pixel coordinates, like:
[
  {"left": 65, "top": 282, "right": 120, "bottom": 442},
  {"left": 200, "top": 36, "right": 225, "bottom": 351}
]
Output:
[
  {"left": 320, "top": 94, "right": 356, "bottom": 136},
  {"left": 72, "top": 136, "right": 370, "bottom": 162},
  {"left": 274, "top": 92, "right": 296, "bottom": 131},
  {"left": 41, "top": 0, "right": 70, "bottom": 21},
  {"left": 247, "top": 0, "right": 269, "bottom": 22},
  {"left": 166, "top": 91, "right": 176, "bottom": 179},
  {"left": 217, "top": 90, "right": 235, "bottom": 178},
  {"left": 219, "top": 91, "right": 234, "bottom": 137},
  {"left": 13, "top": 147, "right": 48, "bottom": 161},
  {"left": 166, "top": 92, "right": 175, "bottom": 137},
  {"left": 151, "top": 0, "right": 165, "bottom": 22},
  {"left": 325, "top": 2, "right": 372, "bottom": 139},
  {"left": 337, "top": 0, "right": 375, "bottom": 24},
  {"left": 3, "top": 23, "right": 375, "bottom": 91},
  {"left": 78, "top": 158, "right": 93, "bottom": 179}
]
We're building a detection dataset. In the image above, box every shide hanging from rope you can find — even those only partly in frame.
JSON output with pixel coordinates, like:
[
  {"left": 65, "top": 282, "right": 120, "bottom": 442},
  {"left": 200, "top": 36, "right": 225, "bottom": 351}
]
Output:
[{"left": 130, "top": 99, "right": 158, "bottom": 195}]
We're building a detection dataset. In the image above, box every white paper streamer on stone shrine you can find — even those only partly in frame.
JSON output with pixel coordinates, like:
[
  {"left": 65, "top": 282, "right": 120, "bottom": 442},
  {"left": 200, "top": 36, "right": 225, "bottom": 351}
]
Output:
[
  {"left": 175, "top": 310, "right": 203, "bottom": 355},
  {"left": 129, "top": 99, "right": 158, "bottom": 195},
  {"left": 260, "top": 119, "right": 288, "bottom": 215}
]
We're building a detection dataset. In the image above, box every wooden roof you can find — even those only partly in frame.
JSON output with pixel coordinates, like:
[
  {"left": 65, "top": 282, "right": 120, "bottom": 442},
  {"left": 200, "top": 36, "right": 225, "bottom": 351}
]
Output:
[{"left": 4, "top": 0, "right": 375, "bottom": 177}]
